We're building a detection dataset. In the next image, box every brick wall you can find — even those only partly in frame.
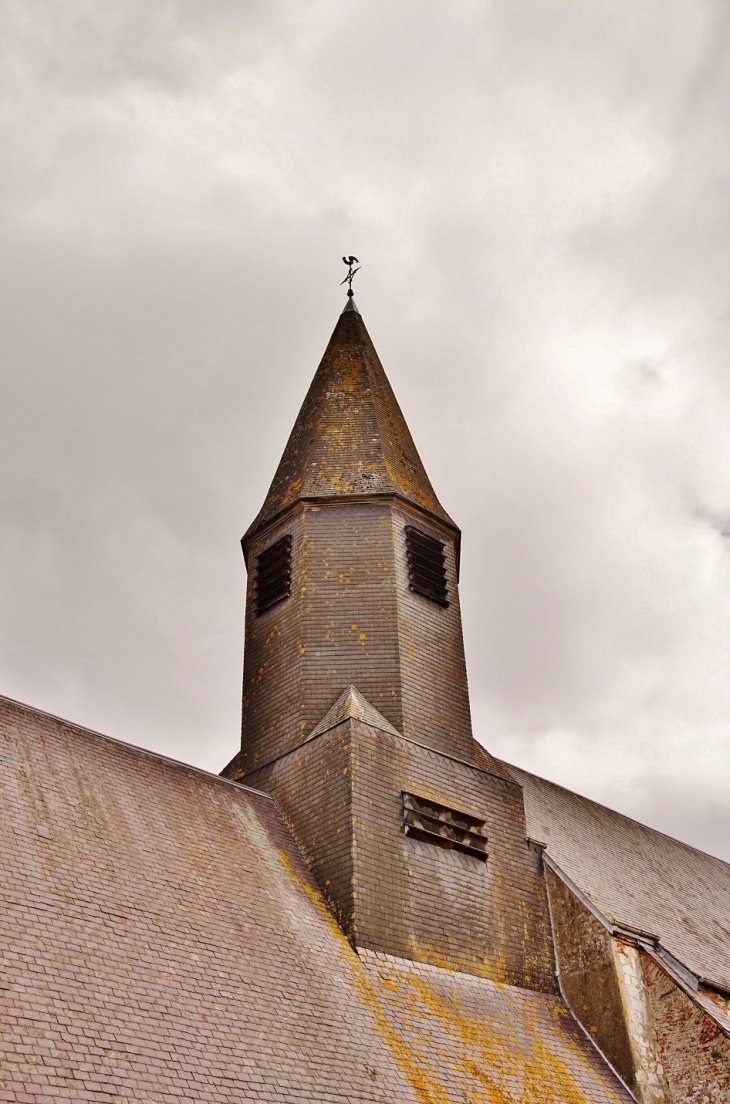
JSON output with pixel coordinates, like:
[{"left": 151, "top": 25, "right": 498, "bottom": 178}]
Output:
[
  {"left": 641, "top": 953, "right": 730, "bottom": 1104},
  {"left": 544, "top": 864, "right": 730, "bottom": 1104}
]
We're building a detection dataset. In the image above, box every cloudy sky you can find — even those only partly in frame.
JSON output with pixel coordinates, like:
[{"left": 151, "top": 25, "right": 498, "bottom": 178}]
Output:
[{"left": 2, "top": 1, "right": 730, "bottom": 861}]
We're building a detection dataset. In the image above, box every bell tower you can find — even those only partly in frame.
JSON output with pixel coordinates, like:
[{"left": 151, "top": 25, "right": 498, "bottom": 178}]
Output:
[
  {"left": 222, "top": 291, "right": 556, "bottom": 993},
  {"left": 224, "top": 295, "right": 492, "bottom": 778}
]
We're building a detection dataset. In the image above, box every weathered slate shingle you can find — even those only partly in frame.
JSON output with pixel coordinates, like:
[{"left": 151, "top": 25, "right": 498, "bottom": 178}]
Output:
[
  {"left": 511, "top": 764, "right": 730, "bottom": 993},
  {"left": 0, "top": 694, "right": 634, "bottom": 1103},
  {"left": 362, "top": 951, "right": 634, "bottom": 1104},
  {"left": 244, "top": 301, "right": 455, "bottom": 541}
]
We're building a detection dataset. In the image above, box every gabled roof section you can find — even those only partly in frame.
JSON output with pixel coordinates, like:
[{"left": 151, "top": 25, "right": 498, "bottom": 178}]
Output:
[
  {"left": 510, "top": 763, "right": 730, "bottom": 994},
  {"left": 307, "top": 684, "right": 402, "bottom": 740},
  {"left": 0, "top": 690, "right": 634, "bottom": 1104},
  {"left": 245, "top": 301, "right": 455, "bottom": 541},
  {"left": 0, "top": 693, "right": 424, "bottom": 1102}
]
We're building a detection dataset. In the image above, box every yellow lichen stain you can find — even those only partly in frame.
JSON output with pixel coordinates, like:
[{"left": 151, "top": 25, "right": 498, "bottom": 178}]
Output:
[
  {"left": 458, "top": 1061, "right": 513, "bottom": 1104},
  {"left": 280, "top": 477, "right": 303, "bottom": 507},
  {"left": 382, "top": 457, "right": 419, "bottom": 499},
  {"left": 398, "top": 972, "right": 619, "bottom": 1104},
  {"left": 405, "top": 933, "right": 510, "bottom": 988},
  {"left": 275, "top": 849, "right": 455, "bottom": 1104}
]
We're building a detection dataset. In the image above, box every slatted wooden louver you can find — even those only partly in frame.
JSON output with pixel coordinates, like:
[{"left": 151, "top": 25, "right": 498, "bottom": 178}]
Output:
[
  {"left": 402, "top": 792, "right": 488, "bottom": 861},
  {"left": 255, "top": 535, "right": 292, "bottom": 615},
  {"left": 405, "top": 526, "right": 449, "bottom": 606}
]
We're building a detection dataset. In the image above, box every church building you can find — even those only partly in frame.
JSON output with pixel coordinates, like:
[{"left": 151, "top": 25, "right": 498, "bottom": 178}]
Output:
[{"left": 1, "top": 290, "right": 729, "bottom": 1103}]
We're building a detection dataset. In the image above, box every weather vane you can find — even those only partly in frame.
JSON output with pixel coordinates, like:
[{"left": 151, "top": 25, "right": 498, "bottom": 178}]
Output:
[{"left": 340, "top": 256, "right": 360, "bottom": 297}]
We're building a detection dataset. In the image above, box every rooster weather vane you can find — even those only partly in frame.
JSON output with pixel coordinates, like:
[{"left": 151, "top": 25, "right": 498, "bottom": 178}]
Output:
[{"left": 340, "top": 256, "right": 360, "bottom": 297}]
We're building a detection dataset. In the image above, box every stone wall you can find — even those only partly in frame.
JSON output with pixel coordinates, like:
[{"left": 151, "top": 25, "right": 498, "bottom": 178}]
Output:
[
  {"left": 545, "top": 866, "right": 636, "bottom": 1091},
  {"left": 544, "top": 863, "right": 730, "bottom": 1104}
]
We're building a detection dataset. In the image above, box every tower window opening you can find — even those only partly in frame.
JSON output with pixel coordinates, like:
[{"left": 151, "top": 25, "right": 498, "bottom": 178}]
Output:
[
  {"left": 255, "top": 535, "right": 292, "bottom": 615},
  {"left": 405, "top": 526, "right": 449, "bottom": 606},
  {"left": 402, "top": 792, "right": 488, "bottom": 860}
]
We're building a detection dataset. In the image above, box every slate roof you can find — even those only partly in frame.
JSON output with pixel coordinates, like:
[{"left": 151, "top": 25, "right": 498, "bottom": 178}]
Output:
[
  {"left": 0, "top": 696, "right": 417, "bottom": 1103},
  {"left": 0, "top": 693, "right": 632, "bottom": 1103},
  {"left": 244, "top": 300, "right": 455, "bottom": 541},
  {"left": 510, "top": 764, "right": 730, "bottom": 994},
  {"left": 362, "top": 952, "right": 632, "bottom": 1104},
  {"left": 306, "top": 684, "right": 402, "bottom": 740}
]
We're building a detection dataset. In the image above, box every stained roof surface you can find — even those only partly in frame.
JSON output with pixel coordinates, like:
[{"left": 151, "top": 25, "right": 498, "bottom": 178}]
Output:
[
  {"left": 0, "top": 696, "right": 415, "bottom": 1103},
  {"left": 510, "top": 764, "right": 730, "bottom": 993},
  {"left": 363, "top": 952, "right": 632, "bottom": 1104},
  {"left": 245, "top": 302, "right": 454, "bottom": 540},
  {"left": 0, "top": 693, "right": 631, "bottom": 1103}
]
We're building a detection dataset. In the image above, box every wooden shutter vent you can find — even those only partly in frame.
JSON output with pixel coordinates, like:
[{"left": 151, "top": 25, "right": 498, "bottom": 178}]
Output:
[
  {"left": 405, "top": 526, "right": 449, "bottom": 607},
  {"left": 255, "top": 535, "right": 292, "bottom": 616},
  {"left": 402, "top": 793, "right": 488, "bottom": 861}
]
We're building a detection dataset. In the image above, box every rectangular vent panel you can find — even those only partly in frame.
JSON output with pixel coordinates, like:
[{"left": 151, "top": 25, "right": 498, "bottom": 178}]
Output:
[
  {"left": 255, "top": 535, "right": 292, "bottom": 616},
  {"left": 405, "top": 526, "right": 449, "bottom": 606},
  {"left": 402, "top": 792, "right": 488, "bottom": 861}
]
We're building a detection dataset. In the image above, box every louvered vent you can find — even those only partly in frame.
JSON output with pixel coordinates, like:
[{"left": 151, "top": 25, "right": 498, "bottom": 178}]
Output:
[
  {"left": 255, "top": 535, "right": 292, "bottom": 616},
  {"left": 402, "top": 792, "right": 488, "bottom": 861},
  {"left": 405, "top": 526, "right": 449, "bottom": 606}
]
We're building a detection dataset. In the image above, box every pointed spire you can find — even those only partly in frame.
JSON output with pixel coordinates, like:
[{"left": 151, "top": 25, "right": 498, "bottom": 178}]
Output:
[
  {"left": 307, "top": 685, "right": 402, "bottom": 741},
  {"left": 245, "top": 304, "right": 454, "bottom": 541}
]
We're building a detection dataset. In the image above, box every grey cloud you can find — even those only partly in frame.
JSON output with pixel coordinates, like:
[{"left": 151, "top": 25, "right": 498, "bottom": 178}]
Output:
[{"left": 1, "top": 1, "right": 729, "bottom": 860}]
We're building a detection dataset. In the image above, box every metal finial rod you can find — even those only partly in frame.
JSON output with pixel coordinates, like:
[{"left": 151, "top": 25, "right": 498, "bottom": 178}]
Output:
[{"left": 340, "top": 256, "right": 360, "bottom": 297}]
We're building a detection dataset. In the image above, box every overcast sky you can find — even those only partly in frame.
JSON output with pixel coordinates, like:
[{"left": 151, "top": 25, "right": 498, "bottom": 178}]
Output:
[{"left": 1, "top": 1, "right": 730, "bottom": 861}]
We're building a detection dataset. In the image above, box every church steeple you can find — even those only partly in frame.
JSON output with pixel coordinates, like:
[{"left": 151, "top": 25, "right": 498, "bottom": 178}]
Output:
[
  {"left": 244, "top": 300, "right": 455, "bottom": 546},
  {"left": 221, "top": 290, "right": 553, "bottom": 990},
  {"left": 227, "top": 295, "right": 480, "bottom": 777}
]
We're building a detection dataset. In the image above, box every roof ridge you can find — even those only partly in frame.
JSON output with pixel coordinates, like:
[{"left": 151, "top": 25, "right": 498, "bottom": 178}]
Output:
[{"left": 0, "top": 692, "right": 271, "bottom": 801}]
